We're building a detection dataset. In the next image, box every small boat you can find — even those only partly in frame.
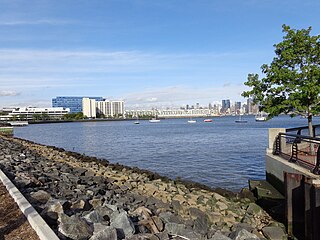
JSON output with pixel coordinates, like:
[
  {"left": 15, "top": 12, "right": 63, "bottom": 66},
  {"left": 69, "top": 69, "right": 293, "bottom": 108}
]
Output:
[
  {"left": 235, "top": 115, "right": 247, "bottom": 123},
  {"left": 187, "top": 117, "right": 196, "bottom": 123},
  {"left": 134, "top": 116, "right": 140, "bottom": 124},
  {"left": 149, "top": 118, "right": 160, "bottom": 123},
  {"left": 204, "top": 119, "right": 213, "bottom": 122},
  {"left": 7, "top": 121, "right": 28, "bottom": 126},
  {"left": 188, "top": 120, "right": 196, "bottom": 123},
  {"left": 255, "top": 112, "right": 267, "bottom": 122}
]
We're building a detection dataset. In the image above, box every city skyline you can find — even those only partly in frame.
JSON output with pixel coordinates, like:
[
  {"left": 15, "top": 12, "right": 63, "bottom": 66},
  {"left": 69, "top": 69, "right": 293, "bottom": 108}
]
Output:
[{"left": 1, "top": 1, "right": 319, "bottom": 108}]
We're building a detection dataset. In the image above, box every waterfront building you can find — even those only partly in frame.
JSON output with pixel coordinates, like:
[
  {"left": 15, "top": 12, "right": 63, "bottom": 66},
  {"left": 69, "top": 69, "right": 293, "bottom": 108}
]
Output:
[
  {"left": 0, "top": 107, "right": 70, "bottom": 120},
  {"left": 125, "top": 108, "right": 219, "bottom": 118},
  {"left": 82, "top": 98, "right": 124, "bottom": 118},
  {"left": 235, "top": 102, "right": 241, "bottom": 114},
  {"left": 52, "top": 96, "right": 103, "bottom": 113}
]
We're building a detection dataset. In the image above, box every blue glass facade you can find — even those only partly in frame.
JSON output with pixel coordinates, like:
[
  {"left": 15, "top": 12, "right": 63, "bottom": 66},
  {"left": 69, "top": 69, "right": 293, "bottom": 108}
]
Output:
[{"left": 52, "top": 96, "right": 103, "bottom": 113}]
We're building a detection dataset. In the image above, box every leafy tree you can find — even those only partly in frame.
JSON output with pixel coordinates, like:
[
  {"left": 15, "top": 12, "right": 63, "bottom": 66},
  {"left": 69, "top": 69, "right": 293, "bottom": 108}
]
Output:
[{"left": 242, "top": 25, "right": 320, "bottom": 137}]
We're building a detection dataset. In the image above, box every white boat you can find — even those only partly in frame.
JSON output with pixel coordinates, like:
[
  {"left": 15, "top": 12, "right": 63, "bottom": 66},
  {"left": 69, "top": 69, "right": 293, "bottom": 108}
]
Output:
[
  {"left": 235, "top": 115, "right": 247, "bottom": 123},
  {"left": 188, "top": 118, "right": 196, "bottom": 123},
  {"left": 204, "top": 119, "right": 213, "bottom": 122},
  {"left": 188, "top": 120, "right": 196, "bottom": 123},
  {"left": 149, "top": 118, "right": 160, "bottom": 123},
  {"left": 255, "top": 112, "right": 267, "bottom": 122},
  {"left": 7, "top": 121, "right": 29, "bottom": 126}
]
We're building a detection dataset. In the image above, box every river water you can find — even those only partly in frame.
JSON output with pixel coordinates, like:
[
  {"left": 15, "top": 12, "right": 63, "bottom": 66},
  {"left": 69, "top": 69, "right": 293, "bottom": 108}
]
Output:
[{"left": 13, "top": 115, "right": 320, "bottom": 191}]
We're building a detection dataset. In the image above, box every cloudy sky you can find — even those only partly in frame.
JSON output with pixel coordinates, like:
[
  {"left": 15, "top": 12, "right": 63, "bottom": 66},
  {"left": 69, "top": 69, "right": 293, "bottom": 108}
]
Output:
[{"left": 0, "top": 0, "right": 319, "bottom": 109}]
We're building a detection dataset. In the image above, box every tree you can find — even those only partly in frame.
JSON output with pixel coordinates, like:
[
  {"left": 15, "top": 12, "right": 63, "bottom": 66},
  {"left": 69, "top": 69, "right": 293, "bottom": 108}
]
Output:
[{"left": 242, "top": 25, "right": 320, "bottom": 137}]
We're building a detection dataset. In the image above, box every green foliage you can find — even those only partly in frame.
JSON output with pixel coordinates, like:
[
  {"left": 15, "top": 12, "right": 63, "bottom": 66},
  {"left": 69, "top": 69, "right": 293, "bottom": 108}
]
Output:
[
  {"left": 242, "top": 25, "right": 320, "bottom": 121},
  {"left": 63, "top": 112, "right": 85, "bottom": 120}
]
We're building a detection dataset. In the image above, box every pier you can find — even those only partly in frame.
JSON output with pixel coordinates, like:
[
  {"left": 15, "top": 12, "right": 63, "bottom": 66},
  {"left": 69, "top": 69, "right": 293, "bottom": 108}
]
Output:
[{"left": 265, "top": 125, "right": 320, "bottom": 239}]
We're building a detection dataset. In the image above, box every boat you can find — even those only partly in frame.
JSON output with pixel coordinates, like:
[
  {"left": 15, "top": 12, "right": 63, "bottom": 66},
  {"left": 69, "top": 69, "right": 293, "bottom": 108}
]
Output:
[
  {"left": 204, "top": 119, "right": 213, "bottom": 122},
  {"left": 255, "top": 112, "right": 267, "bottom": 122},
  {"left": 149, "top": 118, "right": 160, "bottom": 123},
  {"left": 235, "top": 115, "right": 247, "bottom": 123},
  {"left": 187, "top": 117, "right": 196, "bottom": 123},
  {"left": 134, "top": 116, "right": 140, "bottom": 124},
  {"left": 7, "top": 121, "right": 29, "bottom": 126}
]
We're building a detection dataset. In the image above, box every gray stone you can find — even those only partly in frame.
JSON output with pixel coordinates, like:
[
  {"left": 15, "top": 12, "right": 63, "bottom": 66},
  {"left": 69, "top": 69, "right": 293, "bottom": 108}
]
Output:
[
  {"left": 165, "top": 222, "right": 204, "bottom": 240},
  {"left": 110, "top": 211, "right": 135, "bottom": 239},
  {"left": 58, "top": 213, "right": 93, "bottom": 240},
  {"left": 30, "top": 190, "right": 51, "bottom": 204},
  {"left": 84, "top": 206, "right": 112, "bottom": 223},
  {"left": 209, "top": 231, "right": 232, "bottom": 240},
  {"left": 193, "top": 215, "right": 209, "bottom": 235},
  {"left": 262, "top": 226, "right": 287, "bottom": 240},
  {"left": 230, "top": 228, "right": 260, "bottom": 240},
  {"left": 125, "top": 233, "right": 158, "bottom": 240},
  {"left": 90, "top": 226, "right": 117, "bottom": 240},
  {"left": 159, "top": 212, "right": 183, "bottom": 224}
]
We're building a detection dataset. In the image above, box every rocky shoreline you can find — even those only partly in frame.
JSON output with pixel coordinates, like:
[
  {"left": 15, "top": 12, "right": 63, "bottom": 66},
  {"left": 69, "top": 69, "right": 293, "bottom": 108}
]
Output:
[{"left": 0, "top": 135, "right": 287, "bottom": 240}]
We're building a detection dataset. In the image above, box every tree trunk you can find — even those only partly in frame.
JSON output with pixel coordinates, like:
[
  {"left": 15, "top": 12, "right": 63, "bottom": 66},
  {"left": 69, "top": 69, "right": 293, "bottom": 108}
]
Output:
[
  {"left": 308, "top": 112, "right": 315, "bottom": 155},
  {"left": 308, "top": 113, "right": 314, "bottom": 138}
]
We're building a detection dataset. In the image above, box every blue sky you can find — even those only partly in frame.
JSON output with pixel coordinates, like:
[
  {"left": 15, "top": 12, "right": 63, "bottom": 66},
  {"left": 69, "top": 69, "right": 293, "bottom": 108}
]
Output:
[{"left": 0, "top": 0, "right": 319, "bottom": 109}]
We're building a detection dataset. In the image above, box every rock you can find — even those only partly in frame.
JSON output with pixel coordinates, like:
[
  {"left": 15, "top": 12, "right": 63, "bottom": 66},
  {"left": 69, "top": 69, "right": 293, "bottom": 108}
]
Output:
[
  {"left": 90, "top": 226, "right": 117, "bottom": 240},
  {"left": 165, "top": 222, "right": 204, "bottom": 240},
  {"left": 229, "top": 228, "right": 260, "bottom": 240},
  {"left": 42, "top": 198, "right": 69, "bottom": 223},
  {"left": 155, "top": 231, "right": 170, "bottom": 240},
  {"left": 125, "top": 233, "right": 159, "bottom": 240},
  {"left": 209, "top": 231, "right": 232, "bottom": 240},
  {"left": 71, "top": 199, "right": 92, "bottom": 211},
  {"left": 193, "top": 216, "right": 209, "bottom": 235},
  {"left": 58, "top": 213, "right": 93, "bottom": 240},
  {"left": 159, "top": 212, "right": 183, "bottom": 224},
  {"left": 262, "top": 226, "right": 287, "bottom": 240},
  {"left": 246, "top": 203, "right": 263, "bottom": 215},
  {"left": 216, "top": 201, "right": 228, "bottom": 211},
  {"left": 30, "top": 190, "right": 51, "bottom": 204},
  {"left": 152, "top": 216, "right": 164, "bottom": 232},
  {"left": 84, "top": 206, "right": 112, "bottom": 224},
  {"left": 110, "top": 211, "right": 135, "bottom": 239}
]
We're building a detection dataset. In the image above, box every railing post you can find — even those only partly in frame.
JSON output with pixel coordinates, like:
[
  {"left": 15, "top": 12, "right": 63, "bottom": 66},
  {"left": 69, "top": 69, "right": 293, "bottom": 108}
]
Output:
[
  {"left": 289, "top": 138, "right": 298, "bottom": 163},
  {"left": 312, "top": 146, "right": 320, "bottom": 175},
  {"left": 273, "top": 134, "right": 281, "bottom": 155}
]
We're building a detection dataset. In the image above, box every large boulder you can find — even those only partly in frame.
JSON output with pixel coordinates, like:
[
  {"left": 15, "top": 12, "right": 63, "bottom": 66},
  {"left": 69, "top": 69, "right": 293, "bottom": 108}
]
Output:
[
  {"left": 90, "top": 226, "right": 117, "bottom": 240},
  {"left": 58, "top": 213, "right": 93, "bottom": 240},
  {"left": 110, "top": 211, "right": 135, "bottom": 239},
  {"left": 262, "top": 226, "right": 287, "bottom": 240},
  {"left": 229, "top": 228, "right": 260, "bottom": 240}
]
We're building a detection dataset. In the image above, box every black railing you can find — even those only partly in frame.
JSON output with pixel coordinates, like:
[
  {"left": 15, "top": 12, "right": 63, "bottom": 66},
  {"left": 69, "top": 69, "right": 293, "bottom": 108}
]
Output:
[{"left": 273, "top": 131, "right": 320, "bottom": 175}]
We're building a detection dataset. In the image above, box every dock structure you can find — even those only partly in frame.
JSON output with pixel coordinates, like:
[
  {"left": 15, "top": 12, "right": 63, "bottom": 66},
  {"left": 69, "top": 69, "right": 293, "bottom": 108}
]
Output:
[{"left": 265, "top": 125, "right": 320, "bottom": 240}]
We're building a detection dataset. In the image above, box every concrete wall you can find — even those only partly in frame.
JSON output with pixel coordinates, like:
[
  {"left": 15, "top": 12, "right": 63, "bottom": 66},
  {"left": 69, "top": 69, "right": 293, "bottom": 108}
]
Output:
[{"left": 266, "top": 152, "right": 319, "bottom": 194}]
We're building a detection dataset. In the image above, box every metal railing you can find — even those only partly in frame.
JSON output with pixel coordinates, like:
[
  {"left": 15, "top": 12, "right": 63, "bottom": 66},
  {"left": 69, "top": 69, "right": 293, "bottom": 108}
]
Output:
[{"left": 273, "top": 129, "right": 320, "bottom": 175}]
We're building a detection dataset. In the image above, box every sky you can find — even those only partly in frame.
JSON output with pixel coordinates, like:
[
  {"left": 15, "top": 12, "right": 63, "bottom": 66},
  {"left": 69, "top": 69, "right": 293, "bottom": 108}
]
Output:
[{"left": 0, "top": 0, "right": 319, "bottom": 109}]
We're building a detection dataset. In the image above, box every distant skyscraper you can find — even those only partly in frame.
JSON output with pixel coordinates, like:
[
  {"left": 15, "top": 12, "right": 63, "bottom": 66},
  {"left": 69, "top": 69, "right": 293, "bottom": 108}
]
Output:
[
  {"left": 196, "top": 103, "right": 200, "bottom": 109},
  {"left": 221, "top": 99, "right": 231, "bottom": 113},
  {"left": 208, "top": 103, "right": 212, "bottom": 110},
  {"left": 52, "top": 96, "right": 103, "bottom": 113}
]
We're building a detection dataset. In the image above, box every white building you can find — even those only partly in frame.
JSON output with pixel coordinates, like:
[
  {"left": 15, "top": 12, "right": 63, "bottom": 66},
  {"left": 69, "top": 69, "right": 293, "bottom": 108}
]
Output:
[
  {"left": 0, "top": 107, "right": 70, "bottom": 120},
  {"left": 82, "top": 98, "right": 124, "bottom": 118},
  {"left": 82, "top": 98, "right": 96, "bottom": 118}
]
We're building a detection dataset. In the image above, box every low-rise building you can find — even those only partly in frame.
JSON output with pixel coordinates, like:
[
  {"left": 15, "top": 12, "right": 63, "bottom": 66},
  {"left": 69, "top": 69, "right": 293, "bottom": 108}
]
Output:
[{"left": 0, "top": 107, "right": 70, "bottom": 120}]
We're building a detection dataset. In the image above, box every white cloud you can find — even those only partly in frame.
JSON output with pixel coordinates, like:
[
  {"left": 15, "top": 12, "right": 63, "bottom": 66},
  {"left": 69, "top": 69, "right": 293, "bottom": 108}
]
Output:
[
  {"left": 0, "top": 90, "right": 20, "bottom": 97},
  {"left": 0, "top": 19, "right": 72, "bottom": 26},
  {"left": 124, "top": 85, "right": 248, "bottom": 108}
]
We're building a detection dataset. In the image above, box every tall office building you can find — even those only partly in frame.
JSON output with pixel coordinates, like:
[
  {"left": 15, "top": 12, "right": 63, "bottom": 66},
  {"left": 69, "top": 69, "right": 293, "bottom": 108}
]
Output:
[
  {"left": 221, "top": 99, "right": 231, "bottom": 113},
  {"left": 52, "top": 96, "right": 103, "bottom": 113},
  {"left": 235, "top": 102, "right": 241, "bottom": 113}
]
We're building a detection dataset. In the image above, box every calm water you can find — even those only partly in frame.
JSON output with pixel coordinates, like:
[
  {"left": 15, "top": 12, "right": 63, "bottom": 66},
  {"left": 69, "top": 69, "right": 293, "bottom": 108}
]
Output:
[{"left": 13, "top": 115, "right": 320, "bottom": 191}]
